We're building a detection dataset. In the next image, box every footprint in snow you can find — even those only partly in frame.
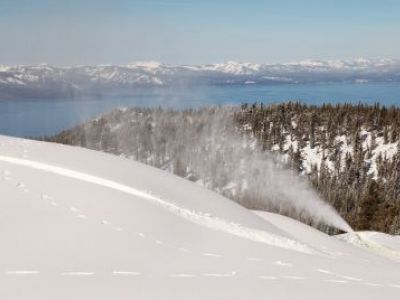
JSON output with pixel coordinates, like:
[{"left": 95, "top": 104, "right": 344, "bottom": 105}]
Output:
[
  {"left": 76, "top": 214, "right": 88, "bottom": 219},
  {"left": 16, "top": 182, "right": 26, "bottom": 189},
  {"left": 169, "top": 274, "right": 196, "bottom": 278},
  {"left": 257, "top": 275, "right": 278, "bottom": 280},
  {"left": 60, "top": 272, "right": 95, "bottom": 276},
  {"left": 315, "top": 269, "right": 332, "bottom": 274},
  {"left": 361, "top": 282, "right": 384, "bottom": 287},
  {"left": 137, "top": 232, "right": 146, "bottom": 238},
  {"left": 16, "top": 182, "right": 29, "bottom": 192},
  {"left": 282, "top": 275, "right": 306, "bottom": 280},
  {"left": 246, "top": 257, "right": 263, "bottom": 262},
  {"left": 112, "top": 271, "right": 141, "bottom": 276},
  {"left": 203, "top": 271, "right": 237, "bottom": 278},
  {"left": 325, "top": 279, "right": 348, "bottom": 284},
  {"left": 70, "top": 207, "right": 81, "bottom": 213},
  {"left": 339, "top": 275, "right": 362, "bottom": 281},
  {"left": 5, "top": 270, "right": 40, "bottom": 275},
  {"left": 155, "top": 240, "right": 164, "bottom": 245},
  {"left": 178, "top": 247, "right": 191, "bottom": 253},
  {"left": 202, "top": 253, "right": 221, "bottom": 258},
  {"left": 41, "top": 194, "right": 53, "bottom": 200},
  {"left": 274, "top": 261, "right": 292, "bottom": 267},
  {"left": 101, "top": 220, "right": 112, "bottom": 225}
]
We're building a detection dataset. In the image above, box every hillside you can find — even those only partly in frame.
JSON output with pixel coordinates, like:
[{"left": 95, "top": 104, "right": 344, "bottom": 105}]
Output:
[
  {"left": 48, "top": 103, "right": 400, "bottom": 234},
  {"left": 1, "top": 135, "right": 400, "bottom": 299}
]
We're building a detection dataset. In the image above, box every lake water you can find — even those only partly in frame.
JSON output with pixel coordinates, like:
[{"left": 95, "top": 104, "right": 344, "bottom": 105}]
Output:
[{"left": 1, "top": 83, "right": 399, "bottom": 138}]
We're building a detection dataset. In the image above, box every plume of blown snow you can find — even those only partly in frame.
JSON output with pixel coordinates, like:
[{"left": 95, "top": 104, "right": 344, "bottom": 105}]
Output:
[
  {"left": 189, "top": 108, "right": 353, "bottom": 233},
  {"left": 75, "top": 105, "right": 352, "bottom": 232}
]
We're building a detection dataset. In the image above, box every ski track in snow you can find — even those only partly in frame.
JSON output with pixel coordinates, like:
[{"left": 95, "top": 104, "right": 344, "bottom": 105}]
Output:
[{"left": 0, "top": 154, "right": 315, "bottom": 254}]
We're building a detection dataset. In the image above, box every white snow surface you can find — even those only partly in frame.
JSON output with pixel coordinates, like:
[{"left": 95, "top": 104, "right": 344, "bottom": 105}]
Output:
[
  {"left": 0, "top": 135, "right": 400, "bottom": 299},
  {"left": 336, "top": 231, "right": 400, "bottom": 262}
]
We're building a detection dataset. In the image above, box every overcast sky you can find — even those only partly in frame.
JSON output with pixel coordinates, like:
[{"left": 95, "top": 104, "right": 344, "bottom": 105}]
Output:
[{"left": 1, "top": 0, "right": 400, "bottom": 65}]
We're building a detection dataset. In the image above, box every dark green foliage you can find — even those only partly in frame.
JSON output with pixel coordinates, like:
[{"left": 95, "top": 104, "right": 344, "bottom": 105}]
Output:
[{"left": 235, "top": 102, "right": 400, "bottom": 234}]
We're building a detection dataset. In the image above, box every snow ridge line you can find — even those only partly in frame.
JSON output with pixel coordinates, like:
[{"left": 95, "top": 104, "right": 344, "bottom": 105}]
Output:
[
  {"left": 0, "top": 155, "right": 315, "bottom": 254},
  {"left": 349, "top": 233, "right": 400, "bottom": 262}
]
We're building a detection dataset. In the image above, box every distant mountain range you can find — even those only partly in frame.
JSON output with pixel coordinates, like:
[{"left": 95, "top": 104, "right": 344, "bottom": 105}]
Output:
[{"left": 1, "top": 59, "right": 400, "bottom": 99}]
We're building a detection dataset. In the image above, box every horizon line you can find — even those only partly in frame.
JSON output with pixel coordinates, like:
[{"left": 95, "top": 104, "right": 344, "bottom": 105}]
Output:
[{"left": 1, "top": 57, "right": 400, "bottom": 68}]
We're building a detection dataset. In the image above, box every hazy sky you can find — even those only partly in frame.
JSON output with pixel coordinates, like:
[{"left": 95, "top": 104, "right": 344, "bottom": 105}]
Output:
[{"left": 1, "top": 0, "right": 400, "bottom": 65}]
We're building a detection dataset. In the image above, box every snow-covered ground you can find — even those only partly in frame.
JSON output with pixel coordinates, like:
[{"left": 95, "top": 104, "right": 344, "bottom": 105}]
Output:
[
  {"left": 0, "top": 135, "right": 399, "bottom": 299},
  {"left": 336, "top": 231, "right": 400, "bottom": 262}
]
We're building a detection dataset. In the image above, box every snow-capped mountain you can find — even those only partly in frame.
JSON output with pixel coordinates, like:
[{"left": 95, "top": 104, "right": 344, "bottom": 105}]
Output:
[
  {"left": 1, "top": 58, "right": 400, "bottom": 99},
  {"left": 1, "top": 135, "right": 400, "bottom": 299}
]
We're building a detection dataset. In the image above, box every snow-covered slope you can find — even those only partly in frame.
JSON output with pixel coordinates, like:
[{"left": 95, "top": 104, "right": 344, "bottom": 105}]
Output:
[
  {"left": 1, "top": 59, "right": 400, "bottom": 99},
  {"left": 337, "top": 232, "right": 400, "bottom": 262},
  {"left": 1, "top": 135, "right": 400, "bottom": 299}
]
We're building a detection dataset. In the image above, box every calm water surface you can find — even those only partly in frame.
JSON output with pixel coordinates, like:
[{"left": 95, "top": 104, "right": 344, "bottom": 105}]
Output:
[{"left": 1, "top": 83, "right": 399, "bottom": 138}]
